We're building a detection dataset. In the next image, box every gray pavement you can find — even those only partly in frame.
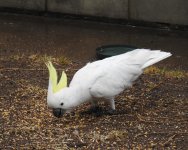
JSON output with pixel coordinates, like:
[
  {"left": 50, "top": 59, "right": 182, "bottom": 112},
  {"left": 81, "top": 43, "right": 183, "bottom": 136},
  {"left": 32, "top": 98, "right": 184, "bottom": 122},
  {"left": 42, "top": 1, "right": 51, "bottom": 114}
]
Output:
[{"left": 0, "top": 13, "right": 187, "bottom": 70}]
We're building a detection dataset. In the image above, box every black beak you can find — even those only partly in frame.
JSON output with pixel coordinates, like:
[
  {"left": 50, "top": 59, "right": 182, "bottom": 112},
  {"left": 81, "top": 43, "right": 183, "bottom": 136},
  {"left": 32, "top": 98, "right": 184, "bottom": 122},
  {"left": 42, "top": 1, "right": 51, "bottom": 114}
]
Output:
[{"left": 53, "top": 108, "right": 66, "bottom": 118}]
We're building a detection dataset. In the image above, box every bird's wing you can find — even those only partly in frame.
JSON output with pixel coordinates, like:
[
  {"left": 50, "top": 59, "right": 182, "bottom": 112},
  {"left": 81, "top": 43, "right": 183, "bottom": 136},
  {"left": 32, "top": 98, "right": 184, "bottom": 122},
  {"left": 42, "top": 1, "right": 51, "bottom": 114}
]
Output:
[
  {"left": 70, "top": 49, "right": 171, "bottom": 99},
  {"left": 88, "top": 61, "right": 142, "bottom": 98},
  {"left": 88, "top": 49, "right": 171, "bottom": 98}
]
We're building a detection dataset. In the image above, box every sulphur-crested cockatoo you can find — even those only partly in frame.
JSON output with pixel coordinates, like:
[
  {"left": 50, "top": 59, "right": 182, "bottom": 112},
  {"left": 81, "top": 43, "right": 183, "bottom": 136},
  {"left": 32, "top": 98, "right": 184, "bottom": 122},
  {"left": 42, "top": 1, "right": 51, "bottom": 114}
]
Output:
[{"left": 46, "top": 49, "right": 171, "bottom": 117}]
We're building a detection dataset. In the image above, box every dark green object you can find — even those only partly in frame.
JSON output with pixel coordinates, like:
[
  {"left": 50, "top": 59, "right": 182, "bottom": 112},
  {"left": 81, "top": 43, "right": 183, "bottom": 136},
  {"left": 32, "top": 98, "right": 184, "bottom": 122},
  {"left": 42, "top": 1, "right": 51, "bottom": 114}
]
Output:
[{"left": 96, "top": 45, "right": 137, "bottom": 59}]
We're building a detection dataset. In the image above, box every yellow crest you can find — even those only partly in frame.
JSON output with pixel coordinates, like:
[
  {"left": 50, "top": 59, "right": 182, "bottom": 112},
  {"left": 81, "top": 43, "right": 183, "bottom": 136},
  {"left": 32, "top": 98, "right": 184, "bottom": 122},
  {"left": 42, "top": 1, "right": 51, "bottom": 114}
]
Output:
[{"left": 46, "top": 61, "right": 67, "bottom": 93}]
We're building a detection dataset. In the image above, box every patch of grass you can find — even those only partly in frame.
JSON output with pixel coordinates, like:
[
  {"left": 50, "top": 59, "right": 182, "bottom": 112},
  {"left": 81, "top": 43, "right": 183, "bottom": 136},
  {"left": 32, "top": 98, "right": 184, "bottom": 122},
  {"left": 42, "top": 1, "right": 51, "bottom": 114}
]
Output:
[
  {"left": 37, "top": 54, "right": 53, "bottom": 64},
  {"left": 0, "top": 54, "right": 72, "bottom": 66},
  {"left": 105, "top": 130, "right": 128, "bottom": 141},
  {"left": 28, "top": 54, "right": 53, "bottom": 64},
  {"left": 58, "top": 56, "right": 72, "bottom": 65},
  {"left": 9, "top": 54, "right": 25, "bottom": 61},
  {"left": 88, "top": 130, "right": 128, "bottom": 143},
  {"left": 144, "top": 66, "right": 188, "bottom": 79},
  {"left": 29, "top": 54, "right": 72, "bottom": 66}
]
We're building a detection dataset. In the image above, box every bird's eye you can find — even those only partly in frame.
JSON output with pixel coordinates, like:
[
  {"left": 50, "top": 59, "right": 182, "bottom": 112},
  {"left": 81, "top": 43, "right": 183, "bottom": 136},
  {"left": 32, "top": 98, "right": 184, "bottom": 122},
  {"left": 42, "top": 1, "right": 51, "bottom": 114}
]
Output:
[{"left": 60, "top": 102, "right": 64, "bottom": 106}]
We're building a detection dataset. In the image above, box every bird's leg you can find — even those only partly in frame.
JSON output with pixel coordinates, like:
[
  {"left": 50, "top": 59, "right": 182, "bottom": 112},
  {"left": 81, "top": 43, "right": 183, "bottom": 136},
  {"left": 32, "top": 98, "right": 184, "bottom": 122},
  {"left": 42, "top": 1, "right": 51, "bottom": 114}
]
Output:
[
  {"left": 106, "top": 98, "right": 116, "bottom": 115},
  {"left": 88, "top": 100, "right": 101, "bottom": 113},
  {"left": 91, "top": 100, "right": 97, "bottom": 108},
  {"left": 108, "top": 98, "right": 115, "bottom": 110}
]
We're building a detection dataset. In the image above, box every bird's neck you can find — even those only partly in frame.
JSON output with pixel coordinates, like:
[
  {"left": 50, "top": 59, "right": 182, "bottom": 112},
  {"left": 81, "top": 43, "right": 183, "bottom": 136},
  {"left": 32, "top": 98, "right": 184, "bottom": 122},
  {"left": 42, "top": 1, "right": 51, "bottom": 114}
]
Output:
[{"left": 66, "top": 86, "right": 91, "bottom": 107}]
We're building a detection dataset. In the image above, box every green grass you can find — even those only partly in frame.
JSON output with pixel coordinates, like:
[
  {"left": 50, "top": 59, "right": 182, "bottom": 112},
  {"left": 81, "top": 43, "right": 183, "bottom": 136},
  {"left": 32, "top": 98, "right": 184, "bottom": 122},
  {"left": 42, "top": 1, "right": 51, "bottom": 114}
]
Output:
[
  {"left": 144, "top": 66, "right": 188, "bottom": 79},
  {"left": 0, "top": 54, "right": 72, "bottom": 66}
]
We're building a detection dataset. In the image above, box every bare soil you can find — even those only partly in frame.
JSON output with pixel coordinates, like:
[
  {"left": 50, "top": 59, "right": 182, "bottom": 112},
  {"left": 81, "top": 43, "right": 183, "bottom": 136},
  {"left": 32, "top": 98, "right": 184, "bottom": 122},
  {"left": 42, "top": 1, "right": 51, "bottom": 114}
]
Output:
[{"left": 0, "top": 53, "right": 188, "bottom": 149}]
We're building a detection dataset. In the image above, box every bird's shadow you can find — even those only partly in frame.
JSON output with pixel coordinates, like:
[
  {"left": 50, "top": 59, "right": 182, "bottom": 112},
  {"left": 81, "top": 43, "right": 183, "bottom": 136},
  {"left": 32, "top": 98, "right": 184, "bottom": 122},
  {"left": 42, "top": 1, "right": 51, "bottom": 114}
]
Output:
[{"left": 80, "top": 106, "right": 129, "bottom": 117}]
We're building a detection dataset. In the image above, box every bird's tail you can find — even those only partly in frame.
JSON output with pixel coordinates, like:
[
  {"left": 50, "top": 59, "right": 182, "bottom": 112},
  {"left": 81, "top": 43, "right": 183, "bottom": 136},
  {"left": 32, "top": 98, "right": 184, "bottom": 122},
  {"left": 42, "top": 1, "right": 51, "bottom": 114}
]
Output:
[{"left": 141, "top": 50, "right": 172, "bottom": 69}]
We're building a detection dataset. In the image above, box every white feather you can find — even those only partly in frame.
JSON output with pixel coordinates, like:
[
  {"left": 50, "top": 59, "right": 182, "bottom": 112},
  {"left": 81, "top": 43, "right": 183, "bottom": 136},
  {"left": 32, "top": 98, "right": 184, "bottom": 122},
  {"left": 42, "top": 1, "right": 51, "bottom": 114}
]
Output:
[{"left": 47, "top": 49, "right": 172, "bottom": 112}]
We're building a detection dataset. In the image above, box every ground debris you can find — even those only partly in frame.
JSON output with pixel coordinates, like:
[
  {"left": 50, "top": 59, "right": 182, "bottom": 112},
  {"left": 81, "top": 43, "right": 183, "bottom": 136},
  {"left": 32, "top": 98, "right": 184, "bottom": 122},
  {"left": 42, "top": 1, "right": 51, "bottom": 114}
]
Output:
[{"left": 0, "top": 54, "right": 188, "bottom": 149}]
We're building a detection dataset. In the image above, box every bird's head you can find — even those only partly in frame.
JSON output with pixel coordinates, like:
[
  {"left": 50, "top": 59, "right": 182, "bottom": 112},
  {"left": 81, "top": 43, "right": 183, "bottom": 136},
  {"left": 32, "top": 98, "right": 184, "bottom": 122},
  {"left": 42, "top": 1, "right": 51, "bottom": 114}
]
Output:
[{"left": 46, "top": 61, "right": 71, "bottom": 118}]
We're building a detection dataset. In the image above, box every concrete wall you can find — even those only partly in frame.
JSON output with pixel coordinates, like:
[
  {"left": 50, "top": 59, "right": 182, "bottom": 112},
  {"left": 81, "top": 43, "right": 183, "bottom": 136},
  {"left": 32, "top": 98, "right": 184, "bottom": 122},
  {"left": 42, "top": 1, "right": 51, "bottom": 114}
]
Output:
[
  {"left": 130, "top": 0, "right": 188, "bottom": 25},
  {"left": 0, "top": 0, "right": 188, "bottom": 25},
  {"left": 0, "top": 0, "right": 45, "bottom": 11},
  {"left": 47, "top": 0, "right": 128, "bottom": 19}
]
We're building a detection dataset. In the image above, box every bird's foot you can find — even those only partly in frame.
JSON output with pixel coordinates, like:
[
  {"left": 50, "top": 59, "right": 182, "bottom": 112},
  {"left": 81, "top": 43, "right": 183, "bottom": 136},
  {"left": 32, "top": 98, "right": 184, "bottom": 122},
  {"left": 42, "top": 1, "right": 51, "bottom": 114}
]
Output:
[
  {"left": 89, "top": 107, "right": 117, "bottom": 116},
  {"left": 104, "top": 108, "right": 116, "bottom": 115},
  {"left": 88, "top": 106, "right": 102, "bottom": 114},
  {"left": 80, "top": 106, "right": 103, "bottom": 117},
  {"left": 82, "top": 106, "right": 117, "bottom": 116}
]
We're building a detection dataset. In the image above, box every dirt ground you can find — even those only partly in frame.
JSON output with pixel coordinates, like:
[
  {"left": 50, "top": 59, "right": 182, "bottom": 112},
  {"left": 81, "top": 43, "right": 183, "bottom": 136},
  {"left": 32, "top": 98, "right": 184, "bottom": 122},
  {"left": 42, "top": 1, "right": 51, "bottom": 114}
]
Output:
[{"left": 0, "top": 51, "right": 187, "bottom": 149}]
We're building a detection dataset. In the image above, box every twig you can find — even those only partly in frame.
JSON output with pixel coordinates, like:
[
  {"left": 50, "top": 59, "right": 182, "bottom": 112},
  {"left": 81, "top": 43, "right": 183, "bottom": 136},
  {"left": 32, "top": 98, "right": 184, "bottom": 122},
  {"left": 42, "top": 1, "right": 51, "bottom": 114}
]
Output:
[
  {"left": 160, "top": 134, "right": 176, "bottom": 147},
  {"left": 135, "top": 132, "right": 187, "bottom": 138},
  {"left": 136, "top": 114, "right": 160, "bottom": 123}
]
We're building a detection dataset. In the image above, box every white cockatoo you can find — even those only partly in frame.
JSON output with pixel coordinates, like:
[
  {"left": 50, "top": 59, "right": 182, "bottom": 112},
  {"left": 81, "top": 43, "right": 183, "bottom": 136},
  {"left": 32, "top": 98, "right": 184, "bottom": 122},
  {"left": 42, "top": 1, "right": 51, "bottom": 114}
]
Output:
[{"left": 46, "top": 49, "right": 172, "bottom": 117}]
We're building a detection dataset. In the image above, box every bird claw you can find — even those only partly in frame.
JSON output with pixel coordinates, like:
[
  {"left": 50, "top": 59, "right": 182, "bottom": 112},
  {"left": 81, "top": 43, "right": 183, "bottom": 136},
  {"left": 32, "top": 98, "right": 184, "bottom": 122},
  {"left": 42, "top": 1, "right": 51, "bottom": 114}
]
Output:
[
  {"left": 106, "top": 109, "right": 116, "bottom": 115},
  {"left": 81, "top": 106, "right": 117, "bottom": 116},
  {"left": 88, "top": 106, "right": 102, "bottom": 114}
]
